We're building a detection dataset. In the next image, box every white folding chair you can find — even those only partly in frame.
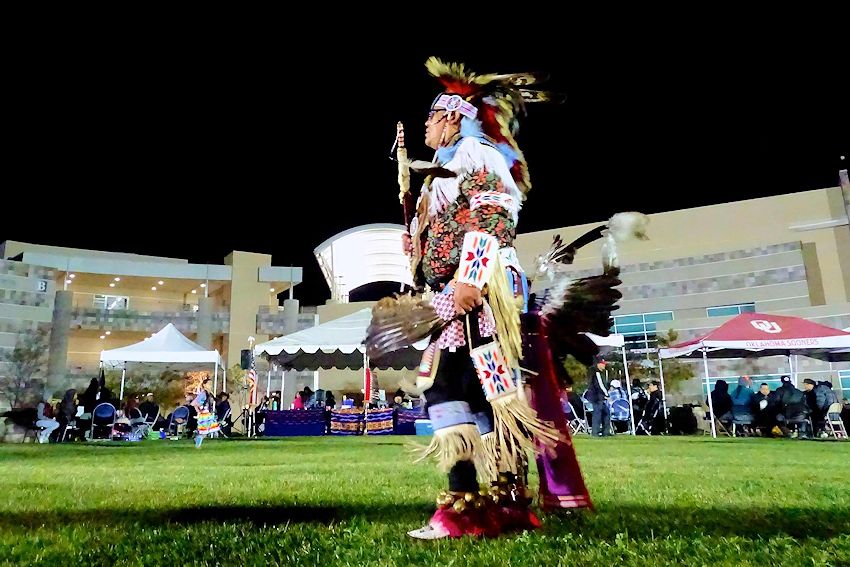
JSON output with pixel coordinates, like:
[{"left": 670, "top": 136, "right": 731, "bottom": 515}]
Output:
[
  {"left": 825, "top": 403, "right": 847, "bottom": 440},
  {"left": 567, "top": 402, "right": 590, "bottom": 435}
]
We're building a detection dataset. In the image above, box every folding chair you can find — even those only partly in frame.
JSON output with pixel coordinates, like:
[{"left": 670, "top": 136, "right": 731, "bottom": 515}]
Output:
[
  {"left": 21, "top": 421, "right": 46, "bottom": 444},
  {"left": 143, "top": 408, "right": 160, "bottom": 428},
  {"left": 636, "top": 405, "right": 660, "bottom": 435},
  {"left": 567, "top": 402, "right": 590, "bottom": 435},
  {"left": 697, "top": 405, "right": 731, "bottom": 437},
  {"left": 824, "top": 403, "right": 847, "bottom": 440},
  {"left": 60, "top": 421, "right": 80, "bottom": 442},
  {"left": 209, "top": 407, "right": 231, "bottom": 439},
  {"left": 89, "top": 403, "right": 116, "bottom": 441},
  {"left": 714, "top": 417, "right": 732, "bottom": 437}
]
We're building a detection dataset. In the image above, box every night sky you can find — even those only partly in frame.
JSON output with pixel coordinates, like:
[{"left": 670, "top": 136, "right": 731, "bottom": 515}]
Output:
[{"left": 4, "top": 36, "right": 847, "bottom": 306}]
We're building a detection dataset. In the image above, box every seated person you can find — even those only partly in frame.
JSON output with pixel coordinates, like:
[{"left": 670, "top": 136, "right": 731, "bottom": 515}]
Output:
[
  {"left": 124, "top": 395, "right": 146, "bottom": 425},
  {"left": 608, "top": 379, "right": 630, "bottom": 433},
  {"left": 751, "top": 382, "right": 777, "bottom": 436},
  {"left": 563, "top": 385, "right": 585, "bottom": 420},
  {"left": 730, "top": 376, "right": 755, "bottom": 435},
  {"left": 809, "top": 379, "right": 838, "bottom": 436},
  {"left": 638, "top": 381, "right": 665, "bottom": 434},
  {"left": 34, "top": 394, "right": 60, "bottom": 444},
  {"left": 775, "top": 376, "right": 810, "bottom": 438},
  {"left": 706, "top": 379, "right": 733, "bottom": 427},
  {"left": 630, "top": 379, "right": 648, "bottom": 425},
  {"left": 216, "top": 392, "right": 232, "bottom": 436}
]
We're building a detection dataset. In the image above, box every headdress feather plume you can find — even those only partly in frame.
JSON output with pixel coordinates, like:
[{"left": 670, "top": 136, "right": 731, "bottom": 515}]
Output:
[{"left": 425, "top": 57, "right": 563, "bottom": 200}]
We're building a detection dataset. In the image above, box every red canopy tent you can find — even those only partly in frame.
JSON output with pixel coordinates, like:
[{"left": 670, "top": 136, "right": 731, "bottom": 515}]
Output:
[{"left": 659, "top": 313, "right": 850, "bottom": 437}]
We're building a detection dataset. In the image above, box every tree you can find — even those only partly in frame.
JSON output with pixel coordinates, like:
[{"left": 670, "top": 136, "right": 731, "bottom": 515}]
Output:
[
  {"left": 654, "top": 329, "right": 694, "bottom": 392},
  {"left": 563, "top": 355, "right": 588, "bottom": 390},
  {"left": 0, "top": 327, "right": 50, "bottom": 408}
]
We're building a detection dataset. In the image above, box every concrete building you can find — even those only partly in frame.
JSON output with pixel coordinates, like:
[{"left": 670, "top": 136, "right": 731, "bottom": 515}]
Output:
[
  {"left": 0, "top": 241, "right": 314, "bottom": 402},
  {"left": 513, "top": 181, "right": 850, "bottom": 401},
  {"left": 308, "top": 180, "right": 850, "bottom": 403}
]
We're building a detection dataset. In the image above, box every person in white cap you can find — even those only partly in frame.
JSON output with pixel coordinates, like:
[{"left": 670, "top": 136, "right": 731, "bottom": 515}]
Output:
[{"left": 608, "top": 379, "right": 630, "bottom": 432}]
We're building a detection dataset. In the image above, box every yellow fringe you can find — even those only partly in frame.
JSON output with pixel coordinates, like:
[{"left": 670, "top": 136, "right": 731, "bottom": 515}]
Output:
[
  {"left": 491, "top": 391, "right": 561, "bottom": 474},
  {"left": 479, "top": 431, "right": 500, "bottom": 483},
  {"left": 485, "top": 253, "right": 523, "bottom": 370},
  {"left": 410, "top": 423, "right": 496, "bottom": 482}
]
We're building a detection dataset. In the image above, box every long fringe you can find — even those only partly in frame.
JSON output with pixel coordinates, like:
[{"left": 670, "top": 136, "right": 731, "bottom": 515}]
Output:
[
  {"left": 491, "top": 392, "right": 561, "bottom": 474},
  {"left": 479, "top": 431, "right": 500, "bottom": 483},
  {"left": 410, "top": 424, "right": 496, "bottom": 482},
  {"left": 486, "top": 253, "right": 523, "bottom": 370}
]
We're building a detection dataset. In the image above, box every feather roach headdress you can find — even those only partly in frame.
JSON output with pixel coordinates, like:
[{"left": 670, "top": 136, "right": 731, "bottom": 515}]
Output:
[{"left": 426, "top": 57, "right": 563, "bottom": 200}]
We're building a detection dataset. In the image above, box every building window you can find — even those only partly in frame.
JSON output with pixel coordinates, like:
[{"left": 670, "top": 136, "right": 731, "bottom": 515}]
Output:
[
  {"left": 93, "top": 294, "right": 129, "bottom": 310},
  {"left": 611, "top": 311, "right": 674, "bottom": 351},
  {"left": 706, "top": 303, "right": 756, "bottom": 317},
  {"left": 839, "top": 370, "right": 850, "bottom": 398}
]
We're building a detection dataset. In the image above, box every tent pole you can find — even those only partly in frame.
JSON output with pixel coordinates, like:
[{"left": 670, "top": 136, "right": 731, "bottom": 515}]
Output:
[
  {"left": 267, "top": 366, "right": 272, "bottom": 397},
  {"left": 281, "top": 368, "right": 285, "bottom": 403},
  {"left": 788, "top": 355, "right": 794, "bottom": 387},
  {"left": 622, "top": 346, "right": 635, "bottom": 435},
  {"left": 703, "top": 350, "right": 716, "bottom": 438},
  {"left": 794, "top": 354, "right": 800, "bottom": 388},
  {"left": 213, "top": 364, "right": 218, "bottom": 394},
  {"left": 223, "top": 367, "right": 227, "bottom": 393},
  {"left": 657, "top": 356, "right": 668, "bottom": 431},
  {"left": 313, "top": 370, "right": 319, "bottom": 392},
  {"left": 363, "top": 351, "right": 369, "bottom": 436},
  {"left": 119, "top": 367, "right": 126, "bottom": 402}
]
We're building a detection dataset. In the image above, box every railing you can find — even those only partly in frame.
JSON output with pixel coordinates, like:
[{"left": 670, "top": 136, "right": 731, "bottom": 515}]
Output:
[
  {"left": 71, "top": 307, "right": 229, "bottom": 333},
  {"left": 256, "top": 311, "right": 318, "bottom": 335}
]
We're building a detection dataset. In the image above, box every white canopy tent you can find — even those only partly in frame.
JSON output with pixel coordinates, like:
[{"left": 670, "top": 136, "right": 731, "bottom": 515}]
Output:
[
  {"left": 585, "top": 333, "right": 637, "bottom": 434},
  {"left": 254, "top": 309, "right": 428, "bottom": 409},
  {"left": 254, "top": 308, "right": 429, "bottom": 370},
  {"left": 99, "top": 323, "right": 225, "bottom": 400}
]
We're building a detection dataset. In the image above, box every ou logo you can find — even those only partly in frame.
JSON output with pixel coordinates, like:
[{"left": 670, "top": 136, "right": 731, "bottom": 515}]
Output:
[{"left": 751, "top": 320, "right": 782, "bottom": 334}]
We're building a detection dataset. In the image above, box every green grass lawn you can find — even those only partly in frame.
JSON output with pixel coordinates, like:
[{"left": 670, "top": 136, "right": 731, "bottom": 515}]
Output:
[{"left": 0, "top": 436, "right": 848, "bottom": 566}]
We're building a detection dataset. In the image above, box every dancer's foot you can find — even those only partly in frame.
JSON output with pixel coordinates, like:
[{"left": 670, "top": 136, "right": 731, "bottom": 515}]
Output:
[{"left": 407, "top": 523, "right": 451, "bottom": 540}]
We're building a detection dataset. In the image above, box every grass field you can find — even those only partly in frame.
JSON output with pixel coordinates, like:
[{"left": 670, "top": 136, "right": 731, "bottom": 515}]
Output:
[{"left": 0, "top": 436, "right": 848, "bottom": 566}]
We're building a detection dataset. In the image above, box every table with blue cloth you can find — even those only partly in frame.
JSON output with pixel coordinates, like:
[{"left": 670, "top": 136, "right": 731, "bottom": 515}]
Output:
[
  {"left": 395, "top": 408, "right": 424, "bottom": 435},
  {"left": 264, "top": 409, "right": 326, "bottom": 436}
]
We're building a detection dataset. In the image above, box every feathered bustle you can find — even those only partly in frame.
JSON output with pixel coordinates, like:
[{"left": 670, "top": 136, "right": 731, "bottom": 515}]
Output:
[{"left": 365, "top": 294, "right": 447, "bottom": 360}]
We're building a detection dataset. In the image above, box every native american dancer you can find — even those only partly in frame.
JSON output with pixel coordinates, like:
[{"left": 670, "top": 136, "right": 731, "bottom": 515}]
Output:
[{"left": 367, "top": 57, "right": 648, "bottom": 539}]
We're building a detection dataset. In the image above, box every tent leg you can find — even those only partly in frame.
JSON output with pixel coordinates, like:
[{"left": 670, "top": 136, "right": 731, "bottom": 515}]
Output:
[
  {"left": 267, "top": 368, "right": 272, "bottom": 397},
  {"left": 223, "top": 368, "right": 227, "bottom": 393},
  {"left": 213, "top": 364, "right": 218, "bottom": 394},
  {"left": 119, "top": 368, "right": 126, "bottom": 402},
  {"left": 658, "top": 357, "right": 668, "bottom": 432},
  {"left": 363, "top": 352, "right": 369, "bottom": 436},
  {"left": 703, "top": 350, "right": 716, "bottom": 438}
]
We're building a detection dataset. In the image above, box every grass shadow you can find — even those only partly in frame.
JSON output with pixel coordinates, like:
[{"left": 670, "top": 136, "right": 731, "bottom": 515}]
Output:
[{"left": 0, "top": 502, "right": 848, "bottom": 539}]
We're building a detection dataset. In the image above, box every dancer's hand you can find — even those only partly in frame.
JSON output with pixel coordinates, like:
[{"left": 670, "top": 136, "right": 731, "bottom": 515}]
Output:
[{"left": 454, "top": 283, "right": 483, "bottom": 314}]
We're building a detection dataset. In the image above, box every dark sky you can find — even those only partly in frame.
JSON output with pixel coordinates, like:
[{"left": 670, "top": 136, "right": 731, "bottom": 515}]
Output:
[{"left": 4, "top": 36, "right": 847, "bottom": 306}]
